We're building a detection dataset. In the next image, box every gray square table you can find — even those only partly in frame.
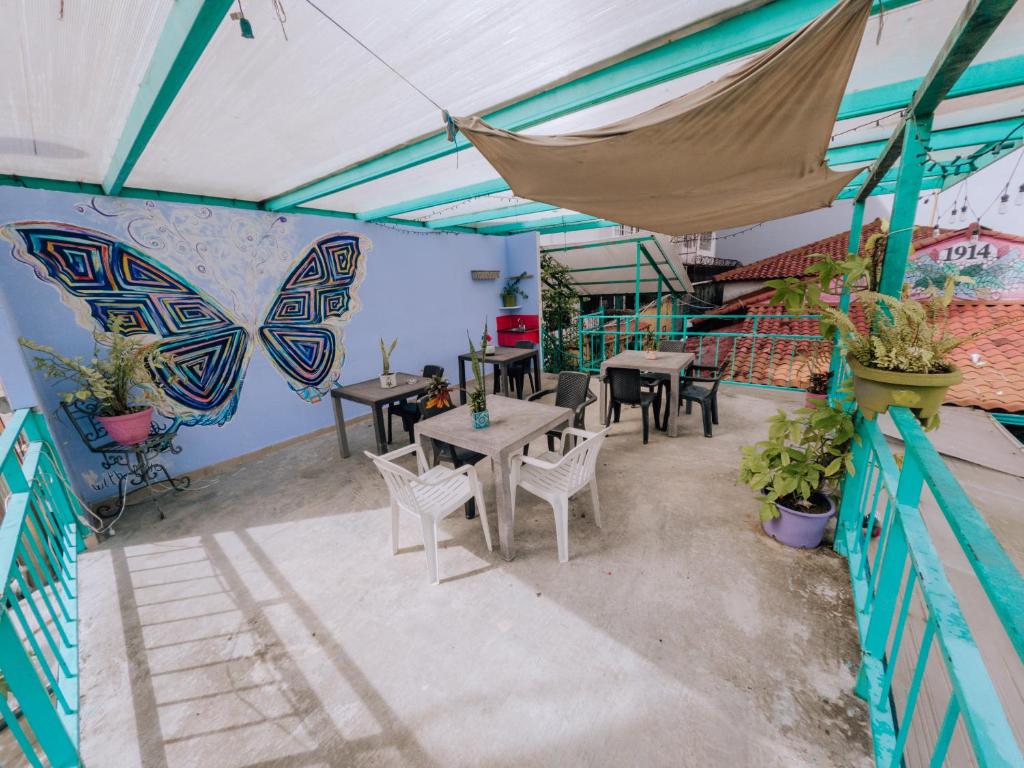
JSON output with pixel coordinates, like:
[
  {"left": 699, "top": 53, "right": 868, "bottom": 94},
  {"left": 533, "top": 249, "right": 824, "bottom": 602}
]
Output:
[
  {"left": 457, "top": 346, "right": 541, "bottom": 403},
  {"left": 330, "top": 372, "right": 431, "bottom": 458},
  {"left": 599, "top": 350, "right": 695, "bottom": 438},
  {"left": 415, "top": 396, "right": 570, "bottom": 561}
]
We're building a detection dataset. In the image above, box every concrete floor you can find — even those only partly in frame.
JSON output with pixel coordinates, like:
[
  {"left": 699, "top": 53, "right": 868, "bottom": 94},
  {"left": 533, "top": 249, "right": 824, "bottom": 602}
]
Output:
[{"left": 73, "top": 385, "right": 872, "bottom": 768}]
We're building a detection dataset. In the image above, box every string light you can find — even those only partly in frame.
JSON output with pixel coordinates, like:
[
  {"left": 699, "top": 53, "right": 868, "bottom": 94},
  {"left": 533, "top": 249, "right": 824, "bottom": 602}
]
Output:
[
  {"left": 969, "top": 223, "right": 980, "bottom": 245},
  {"left": 1017, "top": 183, "right": 1024, "bottom": 207},
  {"left": 999, "top": 191, "right": 1010, "bottom": 215}
]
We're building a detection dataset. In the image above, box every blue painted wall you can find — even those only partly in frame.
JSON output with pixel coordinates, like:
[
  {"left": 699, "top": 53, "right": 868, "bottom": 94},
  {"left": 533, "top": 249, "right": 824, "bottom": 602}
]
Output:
[{"left": 0, "top": 187, "right": 538, "bottom": 500}]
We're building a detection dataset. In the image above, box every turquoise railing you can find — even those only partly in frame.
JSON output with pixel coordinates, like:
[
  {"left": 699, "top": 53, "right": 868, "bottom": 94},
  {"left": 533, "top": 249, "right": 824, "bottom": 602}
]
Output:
[
  {"left": 576, "top": 311, "right": 828, "bottom": 390},
  {"left": 0, "top": 408, "right": 84, "bottom": 767},
  {"left": 836, "top": 407, "right": 1024, "bottom": 767}
]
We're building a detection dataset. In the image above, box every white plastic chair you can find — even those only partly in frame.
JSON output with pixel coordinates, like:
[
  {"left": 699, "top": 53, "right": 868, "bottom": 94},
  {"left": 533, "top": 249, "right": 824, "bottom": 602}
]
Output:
[
  {"left": 366, "top": 443, "right": 492, "bottom": 584},
  {"left": 509, "top": 427, "right": 609, "bottom": 563}
]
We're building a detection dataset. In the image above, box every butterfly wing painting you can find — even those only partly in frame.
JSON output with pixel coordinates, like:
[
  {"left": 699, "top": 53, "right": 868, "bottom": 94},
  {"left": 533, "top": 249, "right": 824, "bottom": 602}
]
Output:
[
  {"left": 2, "top": 222, "right": 251, "bottom": 426},
  {"left": 258, "top": 233, "right": 367, "bottom": 402}
]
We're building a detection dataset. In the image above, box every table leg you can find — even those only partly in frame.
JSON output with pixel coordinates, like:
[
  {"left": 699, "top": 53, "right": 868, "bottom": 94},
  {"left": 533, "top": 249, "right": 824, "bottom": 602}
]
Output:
[
  {"left": 331, "top": 397, "right": 350, "bottom": 458},
  {"left": 499, "top": 363, "right": 511, "bottom": 398},
  {"left": 532, "top": 350, "right": 542, "bottom": 391},
  {"left": 372, "top": 405, "right": 388, "bottom": 454},
  {"left": 494, "top": 449, "right": 515, "bottom": 561},
  {"left": 458, "top": 358, "right": 468, "bottom": 405},
  {"left": 668, "top": 369, "right": 680, "bottom": 438},
  {"left": 599, "top": 376, "right": 608, "bottom": 426}
]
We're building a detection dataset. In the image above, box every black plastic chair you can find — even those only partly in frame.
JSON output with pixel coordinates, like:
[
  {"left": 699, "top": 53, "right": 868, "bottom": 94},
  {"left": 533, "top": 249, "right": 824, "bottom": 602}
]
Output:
[
  {"left": 640, "top": 339, "right": 686, "bottom": 400},
  {"left": 417, "top": 394, "right": 485, "bottom": 518},
  {"left": 527, "top": 371, "right": 596, "bottom": 452},
  {"left": 388, "top": 364, "right": 443, "bottom": 444},
  {"left": 604, "top": 367, "right": 661, "bottom": 444},
  {"left": 667, "top": 359, "right": 729, "bottom": 437},
  {"left": 492, "top": 341, "right": 537, "bottom": 399}
]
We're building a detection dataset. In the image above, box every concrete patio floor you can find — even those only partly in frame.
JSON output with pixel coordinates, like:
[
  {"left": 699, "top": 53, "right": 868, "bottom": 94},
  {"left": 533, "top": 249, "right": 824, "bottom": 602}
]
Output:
[{"left": 74, "top": 384, "right": 872, "bottom": 768}]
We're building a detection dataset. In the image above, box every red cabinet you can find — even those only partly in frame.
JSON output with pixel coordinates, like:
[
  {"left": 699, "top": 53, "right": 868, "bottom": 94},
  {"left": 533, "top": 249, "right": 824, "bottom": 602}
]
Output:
[{"left": 496, "top": 313, "right": 539, "bottom": 346}]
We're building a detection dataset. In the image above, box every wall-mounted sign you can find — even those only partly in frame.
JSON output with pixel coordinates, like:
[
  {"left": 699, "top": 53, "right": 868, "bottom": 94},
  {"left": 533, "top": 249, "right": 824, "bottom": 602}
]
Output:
[{"left": 907, "top": 234, "right": 1024, "bottom": 300}]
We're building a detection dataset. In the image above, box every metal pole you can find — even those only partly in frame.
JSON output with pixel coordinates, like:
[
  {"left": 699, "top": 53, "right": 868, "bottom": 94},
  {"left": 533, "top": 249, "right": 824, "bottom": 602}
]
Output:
[{"left": 879, "top": 116, "right": 933, "bottom": 297}]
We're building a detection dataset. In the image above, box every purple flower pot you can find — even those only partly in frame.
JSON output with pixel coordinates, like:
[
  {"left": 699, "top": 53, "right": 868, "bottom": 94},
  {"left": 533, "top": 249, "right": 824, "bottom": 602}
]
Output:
[{"left": 761, "top": 493, "right": 835, "bottom": 549}]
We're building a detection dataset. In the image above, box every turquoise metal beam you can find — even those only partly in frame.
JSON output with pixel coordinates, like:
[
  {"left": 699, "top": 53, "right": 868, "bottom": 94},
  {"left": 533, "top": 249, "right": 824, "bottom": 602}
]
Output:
[
  {"left": 528, "top": 219, "right": 621, "bottom": 236},
  {"left": 424, "top": 202, "right": 556, "bottom": 229},
  {"left": 940, "top": 139, "right": 1023, "bottom": 189},
  {"left": 357, "top": 179, "right": 511, "bottom": 221},
  {"left": 838, "top": 54, "right": 1024, "bottom": 120},
  {"left": 567, "top": 259, "right": 670, "bottom": 273},
  {"left": 649, "top": 235, "right": 691, "bottom": 294},
  {"left": 639, "top": 243, "right": 684, "bottom": 297},
  {"left": 879, "top": 117, "right": 933, "bottom": 296},
  {"left": 541, "top": 236, "right": 653, "bottom": 253},
  {"left": 855, "top": 0, "right": 1017, "bottom": 199},
  {"left": 263, "top": 0, "right": 917, "bottom": 211},
  {"left": 634, "top": 243, "right": 642, "bottom": 311},
  {"left": 103, "top": 0, "right": 234, "bottom": 195},
  {"left": 474, "top": 213, "right": 598, "bottom": 235}
]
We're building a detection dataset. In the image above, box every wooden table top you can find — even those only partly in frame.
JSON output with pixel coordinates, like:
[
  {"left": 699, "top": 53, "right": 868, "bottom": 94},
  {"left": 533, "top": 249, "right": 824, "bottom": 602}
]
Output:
[
  {"left": 458, "top": 346, "right": 536, "bottom": 363},
  {"left": 415, "top": 397, "right": 570, "bottom": 456},
  {"left": 330, "top": 372, "right": 430, "bottom": 406},
  {"left": 599, "top": 350, "right": 695, "bottom": 376}
]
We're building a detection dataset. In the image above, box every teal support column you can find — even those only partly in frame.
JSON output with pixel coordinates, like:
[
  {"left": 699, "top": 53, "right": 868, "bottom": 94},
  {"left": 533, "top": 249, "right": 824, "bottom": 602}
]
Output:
[
  {"left": 634, "top": 243, "right": 642, "bottom": 349},
  {"left": 656, "top": 277, "right": 663, "bottom": 339},
  {"left": 877, "top": 116, "right": 933, "bottom": 297},
  {"left": 829, "top": 200, "right": 866, "bottom": 403}
]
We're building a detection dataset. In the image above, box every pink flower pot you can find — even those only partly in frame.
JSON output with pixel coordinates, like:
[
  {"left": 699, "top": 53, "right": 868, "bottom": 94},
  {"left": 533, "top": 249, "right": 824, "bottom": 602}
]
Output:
[
  {"left": 805, "top": 391, "right": 828, "bottom": 408},
  {"left": 98, "top": 407, "right": 153, "bottom": 446}
]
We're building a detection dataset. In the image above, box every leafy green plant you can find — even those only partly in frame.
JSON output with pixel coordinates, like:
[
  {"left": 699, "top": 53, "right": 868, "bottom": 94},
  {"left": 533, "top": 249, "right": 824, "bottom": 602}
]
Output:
[
  {"left": 500, "top": 271, "right": 529, "bottom": 304},
  {"left": 642, "top": 326, "right": 658, "bottom": 352},
  {"left": 466, "top": 323, "right": 489, "bottom": 414},
  {"left": 379, "top": 337, "right": 398, "bottom": 375},
  {"left": 20, "top": 319, "right": 169, "bottom": 417},
  {"left": 425, "top": 373, "right": 453, "bottom": 410},
  {"left": 765, "top": 223, "right": 983, "bottom": 376},
  {"left": 738, "top": 400, "right": 857, "bottom": 521},
  {"left": 822, "top": 283, "right": 966, "bottom": 374},
  {"left": 540, "top": 253, "right": 579, "bottom": 372}
]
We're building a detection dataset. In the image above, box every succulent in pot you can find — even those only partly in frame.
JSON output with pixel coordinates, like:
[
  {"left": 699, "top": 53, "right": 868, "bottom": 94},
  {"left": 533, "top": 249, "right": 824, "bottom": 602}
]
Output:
[
  {"left": 467, "top": 323, "right": 490, "bottom": 428},
  {"left": 642, "top": 326, "right": 659, "bottom": 360},
  {"left": 500, "top": 271, "right": 529, "bottom": 308},
  {"left": 738, "top": 399, "right": 856, "bottom": 549},
  {"left": 21, "top": 319, "right": 169, "bottom": 446},
  {"left": 379, "top": 337, "right": 398, "bottom": 388}
]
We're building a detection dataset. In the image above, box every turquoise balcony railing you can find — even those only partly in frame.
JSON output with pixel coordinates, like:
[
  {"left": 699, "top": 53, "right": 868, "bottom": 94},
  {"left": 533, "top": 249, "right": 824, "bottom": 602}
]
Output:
[
  {"left": 836, "top": 407, "right": 1024, "bottom": 767},
  {"left": 0, "top": 408, "right": 85, "bottom": 767},
  {"left": 576, "top": 311, "right": 828, "bottom": 390}
]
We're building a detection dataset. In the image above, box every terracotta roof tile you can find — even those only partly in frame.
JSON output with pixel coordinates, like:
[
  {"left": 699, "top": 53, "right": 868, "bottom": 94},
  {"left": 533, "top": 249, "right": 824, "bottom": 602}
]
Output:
[
  {"left": 713, "top": 218, "right": 961, "bottom": 283},
  {"left": 701, "top": 299, "right": 1024, "bottom": 413}
]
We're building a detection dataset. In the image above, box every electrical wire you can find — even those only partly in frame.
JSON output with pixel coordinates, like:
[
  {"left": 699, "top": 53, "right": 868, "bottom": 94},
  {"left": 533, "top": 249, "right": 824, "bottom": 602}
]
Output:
[{"left": 303, "top": 0, "right": 445, "bottom": 112}]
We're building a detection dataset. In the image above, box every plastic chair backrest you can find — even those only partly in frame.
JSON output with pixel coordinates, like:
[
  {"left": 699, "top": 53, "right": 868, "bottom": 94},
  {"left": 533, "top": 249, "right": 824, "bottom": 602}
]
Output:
[
  {"left": 606, "top": 367, "right": 642, "bottom": 404},
  {"left": 554, "top": 371, "right": 591, "bottom": 410},
  {"left": 367, "top": 452, "right": 422, "bottom": 514},
  {"left": 422, "top": 364, "right": 444, "bottom": 379},
  {"left": 659, "top": 340, "right": 685, "bottom": 353},
  {"left": 555, "top": 427, "right": 609, "bottom": 492}
]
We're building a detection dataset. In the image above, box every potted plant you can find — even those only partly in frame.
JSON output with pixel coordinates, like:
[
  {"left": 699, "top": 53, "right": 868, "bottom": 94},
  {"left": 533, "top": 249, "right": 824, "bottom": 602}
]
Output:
[
  {"left": 484, "top": 333, "right": 496, "bottom": 354},
  {"left": 467, "top": 324, "right": 490, "bottom": 428},
  {"left": 642, "top": 326, "right": 659, "bottom": 360},
  {"left": 739, "top": 399, "right": 856, "bottom": 548},
  {"left": 379, "top": 337, "right": 398, "bottom": 388},
  {"left": 766, "top": 224, "right": 1000, "bottom": 430},
  {"left": 500, "top": 271, "right": 529, "bottom": 308},
  {"left": 424, "top": 372, "right": 453, "bottom": 410},
  {"left": 21, "top": 321, "right": 169, "bottom": 446},
  {"left": 824, "top": 285, "right": 965, "bottom": 430}
]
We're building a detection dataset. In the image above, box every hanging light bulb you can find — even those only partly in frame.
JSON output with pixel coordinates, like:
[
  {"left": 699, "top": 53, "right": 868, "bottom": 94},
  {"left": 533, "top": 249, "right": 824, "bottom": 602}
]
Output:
[
  {"left": 1016, "top": 183, "right": 1024, "bottom": 207},
  {"left": 231, "top": 1, "right": 254, "bottom": 38},
  {"left": 970, "top": 223, "right": 980, "bottom": 245},
  {"left": 959, "top": 204, "right": 968, "bottom": 223},
  {"left": 932, "top": 224, "right": 941, "bottom": 238},
  {"left": 999, "top": 192, "right": 1010, "bottom": 215}
]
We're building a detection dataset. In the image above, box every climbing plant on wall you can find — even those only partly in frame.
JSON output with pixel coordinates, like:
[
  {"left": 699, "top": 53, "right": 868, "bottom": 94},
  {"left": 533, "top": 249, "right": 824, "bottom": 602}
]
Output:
[{"left": 540, "top": 252, "right": 580, "bottom": 372}]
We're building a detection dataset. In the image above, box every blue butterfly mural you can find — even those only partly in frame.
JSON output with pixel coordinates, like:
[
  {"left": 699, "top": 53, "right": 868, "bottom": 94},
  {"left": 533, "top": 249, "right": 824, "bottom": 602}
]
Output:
[{"left": 2, "top": 222, "right": 367, "bottom": 426}]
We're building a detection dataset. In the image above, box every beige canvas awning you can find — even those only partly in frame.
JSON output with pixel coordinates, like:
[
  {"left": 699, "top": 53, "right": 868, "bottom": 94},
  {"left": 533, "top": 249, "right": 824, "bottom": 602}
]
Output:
[{"left": 455, "top": 0, "right": 871, "bottom": 236}]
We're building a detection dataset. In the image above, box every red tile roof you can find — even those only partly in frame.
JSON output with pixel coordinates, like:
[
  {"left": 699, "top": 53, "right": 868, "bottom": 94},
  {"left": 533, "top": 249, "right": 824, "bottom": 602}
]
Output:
[
  {"left": 695, "top": 300, "right": 1024, "bottom": 413},
  {"left": 714, "top": 218, "right": 944, "bottom": 283}
]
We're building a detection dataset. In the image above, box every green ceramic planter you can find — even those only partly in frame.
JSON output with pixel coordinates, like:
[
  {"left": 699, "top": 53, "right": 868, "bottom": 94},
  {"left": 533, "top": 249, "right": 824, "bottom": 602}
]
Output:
[{"left": 847, "top": 355, "right": 962, "bottom": 429}]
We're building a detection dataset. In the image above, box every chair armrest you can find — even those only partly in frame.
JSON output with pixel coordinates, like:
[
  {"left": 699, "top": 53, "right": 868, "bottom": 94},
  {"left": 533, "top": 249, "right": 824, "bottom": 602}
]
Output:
[
  {"left": 690, "top": 365, "right": 721, "bottom": 375},
  {"left": 376, "top": 441, "right": 428, "bottom": 472},
  {"left": 527, "top": 388, "right": 555, "bottom": 402},
  {"left": 511, "top": 452, "right": 560, "bottom": 470},
  {"left": 415, "top": 462, "right": 476, "bottom": 486},
  {"left": 562, "top": 426, "right": 599, "bottom": 442}
]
